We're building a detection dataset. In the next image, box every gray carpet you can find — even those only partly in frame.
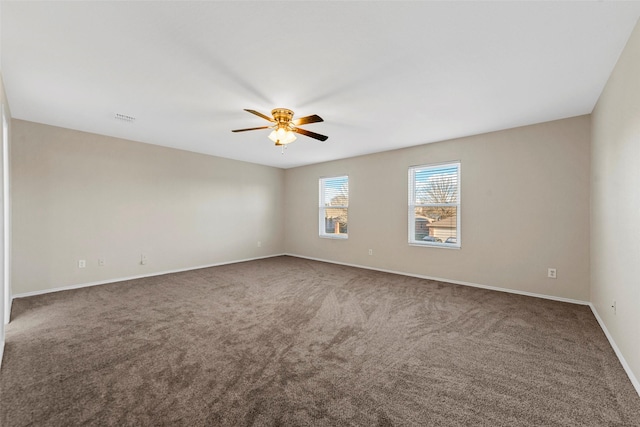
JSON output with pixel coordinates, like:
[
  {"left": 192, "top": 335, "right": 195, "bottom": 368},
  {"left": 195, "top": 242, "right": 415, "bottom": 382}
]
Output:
[{"left": 1, "top": 256, "right": 639, "bottom": 426}]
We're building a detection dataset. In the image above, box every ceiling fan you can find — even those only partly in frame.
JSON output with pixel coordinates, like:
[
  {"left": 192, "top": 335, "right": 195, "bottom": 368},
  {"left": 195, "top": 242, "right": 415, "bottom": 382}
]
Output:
[{"left": 232, "top": 108, "right": 328, "bottom": 146}]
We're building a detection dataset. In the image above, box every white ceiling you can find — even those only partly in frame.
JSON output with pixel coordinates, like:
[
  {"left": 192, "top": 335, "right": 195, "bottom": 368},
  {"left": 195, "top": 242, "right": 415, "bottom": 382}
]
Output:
[{"left": 2, "top": 1, "right": 640, "bottom": 169}]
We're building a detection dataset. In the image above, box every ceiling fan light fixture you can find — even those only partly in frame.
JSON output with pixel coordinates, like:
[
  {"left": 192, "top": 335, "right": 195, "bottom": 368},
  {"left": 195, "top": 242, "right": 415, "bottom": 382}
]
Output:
[
  {"left": 283, "top": 132, "right": 297, "bottom": 144},
  {"left": 268, "top": 127, "right": 296, "bottom": 145}
]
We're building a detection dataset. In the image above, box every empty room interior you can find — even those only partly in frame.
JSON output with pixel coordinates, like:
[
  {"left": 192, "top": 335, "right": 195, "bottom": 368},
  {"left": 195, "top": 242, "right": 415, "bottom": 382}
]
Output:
[{"left": 1, "top": 1, "right": 640, "bottom": 426}]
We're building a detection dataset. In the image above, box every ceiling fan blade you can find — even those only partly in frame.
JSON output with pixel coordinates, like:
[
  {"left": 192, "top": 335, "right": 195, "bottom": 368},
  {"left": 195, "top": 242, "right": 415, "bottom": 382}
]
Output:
[
  {"left": 244, "top": 109, "right": 275, "bottom": 122},
  {"left": 231, "top": 126, "right": 271, "bottom": 133},
  {"left": 292, "top": 114, "right": 324, "bottom": 126},
  {"left": 294, "top": 127, "right": 329, "bottom": 142}
]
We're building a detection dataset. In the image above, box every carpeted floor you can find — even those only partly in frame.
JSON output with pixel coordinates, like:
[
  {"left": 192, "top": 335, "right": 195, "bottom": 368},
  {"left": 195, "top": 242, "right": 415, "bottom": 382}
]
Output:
[{"left": 1, "top": 256, "right": 639, "bottom": 426}]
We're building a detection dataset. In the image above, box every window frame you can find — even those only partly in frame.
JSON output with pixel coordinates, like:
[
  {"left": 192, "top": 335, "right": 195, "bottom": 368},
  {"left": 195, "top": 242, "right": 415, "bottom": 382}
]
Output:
[
  {"left": 319, "top": 175, "right": 349, "bottom": 239},
  {"left": 408, "top": 162, "right": 461, "bottom": 248}
]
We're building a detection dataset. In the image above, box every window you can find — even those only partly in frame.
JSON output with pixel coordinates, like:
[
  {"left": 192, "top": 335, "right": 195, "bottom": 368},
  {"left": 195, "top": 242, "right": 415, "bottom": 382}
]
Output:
[
  {"left": 319, "top": 175, "right": 348, "bottom": 238},
  {"left": 409, "top": 162, "right": 460, "bottom": 247}
]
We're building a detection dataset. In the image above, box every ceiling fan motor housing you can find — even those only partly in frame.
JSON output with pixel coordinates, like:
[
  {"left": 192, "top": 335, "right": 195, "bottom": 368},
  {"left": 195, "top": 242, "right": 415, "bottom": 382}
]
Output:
[{"left": 272, "top": 108, "right": 295, "bottom": 128}]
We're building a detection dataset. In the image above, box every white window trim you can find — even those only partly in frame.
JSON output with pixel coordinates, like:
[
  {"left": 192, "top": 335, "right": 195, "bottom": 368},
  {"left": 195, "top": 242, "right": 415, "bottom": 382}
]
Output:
[
  {"left": 408, "top": 161, "right": 461, "bottom": 248},
  {"left": 319, "top": 175, "right": 349, "bottom": 239},
  {"left": 1, "top": 106, "right": 8, "bottom": 325}
]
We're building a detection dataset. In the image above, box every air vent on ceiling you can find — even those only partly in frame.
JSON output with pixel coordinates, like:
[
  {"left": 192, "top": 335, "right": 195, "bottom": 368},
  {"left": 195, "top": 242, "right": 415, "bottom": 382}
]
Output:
[{"left": 114, "top": 113, "right": 136, "bottom": 122}]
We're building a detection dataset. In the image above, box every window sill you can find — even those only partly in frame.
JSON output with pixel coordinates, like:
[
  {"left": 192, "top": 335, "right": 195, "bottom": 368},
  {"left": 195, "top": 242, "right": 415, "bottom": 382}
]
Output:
[
  {"left": 320, "top": 234, "right": 348, "bottom": 240},
  {"left": 409, "top": 242, "right": 460, "bottom": 250}
]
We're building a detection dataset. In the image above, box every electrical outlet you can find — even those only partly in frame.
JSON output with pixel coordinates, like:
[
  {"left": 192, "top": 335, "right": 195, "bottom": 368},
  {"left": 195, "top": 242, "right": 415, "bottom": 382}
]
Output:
[
  {"left": 78, "top": 259, "right": 86, "bottom": 268},
  {"left": 612, "top": 300, "right": 616, "bottom": 315},
  {"left": 98, "top": 258, "right": 105, "bottom": 267},
  {"left": 257, "top": 241, "right": 262, "bottom": 248},
  {"left": 547, "top": 268, "right": 557, "bottom": 279},
  {"left": 141, "top": 254, "right": 148, "bottom": 265},
  {"left": 368, "top": 249, "right": 373, "bottom": 256}
]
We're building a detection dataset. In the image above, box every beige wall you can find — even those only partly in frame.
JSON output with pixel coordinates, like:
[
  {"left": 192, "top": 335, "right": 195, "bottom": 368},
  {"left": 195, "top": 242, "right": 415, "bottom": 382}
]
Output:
[
  {"left": 591, "top": 20, "right": 640, "bottom": 388},
  {"left": 11, "top": 120, "right": 285, "bottom": 294},
  {"left": 285, "top": 116, "right": 591, "bottom": 302}
]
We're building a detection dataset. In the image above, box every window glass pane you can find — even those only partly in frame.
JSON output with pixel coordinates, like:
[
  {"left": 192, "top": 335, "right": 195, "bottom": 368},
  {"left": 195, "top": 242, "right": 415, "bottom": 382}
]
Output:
[
  {"left": 414, "top": 207, "right": 457, "bottom": 243},
  {"left": 324, "top": 208, "right": 348, "bottom": 235},
  {"left": 322, "top": 176, "right": 349, "bottom": 206},
  {"left": 414, "top": 166, "right": 458, "bottom": 205}
]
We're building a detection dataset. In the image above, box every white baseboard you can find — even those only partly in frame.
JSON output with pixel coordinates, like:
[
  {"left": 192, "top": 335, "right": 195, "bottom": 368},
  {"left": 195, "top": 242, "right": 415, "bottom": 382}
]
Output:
[
  {"left": 285, "top": 253, "right": 590, "bottom": 306},
  {"left": 589, "top": 304, "right": 640, "bottom": 397},
  {"left": 12, "top": 253, "right": 285, "bottom": 300}
]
